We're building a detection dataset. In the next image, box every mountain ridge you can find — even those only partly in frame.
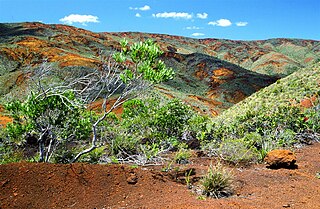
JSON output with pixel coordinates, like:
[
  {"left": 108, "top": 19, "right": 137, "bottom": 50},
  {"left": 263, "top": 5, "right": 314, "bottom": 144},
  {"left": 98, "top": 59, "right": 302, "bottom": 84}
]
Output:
[{"left": 0, "top": 22, "right": 319, "bottom": 115}]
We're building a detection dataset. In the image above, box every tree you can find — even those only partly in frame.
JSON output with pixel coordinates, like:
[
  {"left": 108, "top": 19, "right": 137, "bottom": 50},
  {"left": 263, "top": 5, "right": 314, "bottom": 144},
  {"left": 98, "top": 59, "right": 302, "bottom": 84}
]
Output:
[
  {"left": 70, "top": 39, "right": 174, "bottom": 162},
  {"left": 5, "top": 63, "right": 91, "bottom": 162},
  {"left": 5, "top": 39, "right": 174, "bottom": 163}
]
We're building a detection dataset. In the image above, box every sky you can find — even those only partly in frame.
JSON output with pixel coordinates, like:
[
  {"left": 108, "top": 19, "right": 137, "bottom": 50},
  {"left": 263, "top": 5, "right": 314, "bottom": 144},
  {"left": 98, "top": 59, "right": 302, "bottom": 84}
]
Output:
[{"left": 0, "top": 0, "right": 319, "bottom": 40}]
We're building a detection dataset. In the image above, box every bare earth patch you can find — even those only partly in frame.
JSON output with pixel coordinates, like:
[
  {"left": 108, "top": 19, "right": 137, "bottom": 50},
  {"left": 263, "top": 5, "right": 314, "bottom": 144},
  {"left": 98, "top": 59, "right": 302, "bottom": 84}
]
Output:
[{"left": 1, "top": 143, "right": 320, "bottom": 209}]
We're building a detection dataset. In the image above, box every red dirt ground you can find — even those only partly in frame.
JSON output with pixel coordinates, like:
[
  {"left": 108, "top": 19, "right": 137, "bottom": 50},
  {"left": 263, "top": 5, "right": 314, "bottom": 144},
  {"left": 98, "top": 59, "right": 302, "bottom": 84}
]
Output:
[{"left": 1, "top": 143, "right": 320, "bottom": 209}]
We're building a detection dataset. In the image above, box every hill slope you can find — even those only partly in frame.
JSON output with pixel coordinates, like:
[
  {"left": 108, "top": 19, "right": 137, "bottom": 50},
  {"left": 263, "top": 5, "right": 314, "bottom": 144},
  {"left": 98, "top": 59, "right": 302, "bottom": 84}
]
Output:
[{"left": 0, "top": 22, "right": 319, "bottom": 114}]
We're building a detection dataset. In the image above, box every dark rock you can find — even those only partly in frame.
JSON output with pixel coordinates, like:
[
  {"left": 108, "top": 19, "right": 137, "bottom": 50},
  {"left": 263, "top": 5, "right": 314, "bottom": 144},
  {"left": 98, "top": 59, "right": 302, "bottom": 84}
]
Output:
[
  {"left": 181, "top": 131, "right": 201, "bottom": 149},
  {"left": 126, "top": 173, "right": 138, "bottom": 184}
]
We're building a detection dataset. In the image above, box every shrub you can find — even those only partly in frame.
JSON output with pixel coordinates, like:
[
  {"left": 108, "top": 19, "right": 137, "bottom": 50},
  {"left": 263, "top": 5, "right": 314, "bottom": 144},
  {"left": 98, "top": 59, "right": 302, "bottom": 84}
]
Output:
[
  {"left": 152, "top": 99, "right": 193, "bottom": 137},
  {"left": 217, "top": 138, "right": 259, "bottom": 165},
  {"left": 174, "top": 148, "right": 192, "bottom": 164},
  {"left": 201, "top": 162, "right": 233, "bottom": 198}
]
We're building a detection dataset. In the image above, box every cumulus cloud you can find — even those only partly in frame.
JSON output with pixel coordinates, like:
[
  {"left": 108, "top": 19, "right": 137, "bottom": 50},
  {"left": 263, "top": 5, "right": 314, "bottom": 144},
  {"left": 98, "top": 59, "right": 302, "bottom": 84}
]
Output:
[
  {"left": 191, "top": 33, "right": 205, "bottom": 37},
  {"left": 135, "top": 13, "right": 141, "bottom": 18},
  {"left": 208, "top": 19, "right": 232, "bottom": 27},
  {"left": 152, "top": 12, "right": 193, "bottom": 19},
  {"left": 59, "top": 14, "right": 99, "bottom": 25},
  {"left": 196, "top": 13, "right": 208, "bottom": 19},
  {"left": 236, "top": 21, "right": 248, "bottom": 27},
  {"left": 185, "top": 26, "right": 202, "bottom": 30},
  {"left": 130, "top": 5, "right": 151, "bottom": 11}
]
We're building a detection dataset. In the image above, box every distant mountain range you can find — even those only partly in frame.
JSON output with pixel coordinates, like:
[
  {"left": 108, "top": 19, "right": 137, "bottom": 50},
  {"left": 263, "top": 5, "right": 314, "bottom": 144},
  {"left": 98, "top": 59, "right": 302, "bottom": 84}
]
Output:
[{"left": 0, "top": 22, "right": 319, "bottom": 115}]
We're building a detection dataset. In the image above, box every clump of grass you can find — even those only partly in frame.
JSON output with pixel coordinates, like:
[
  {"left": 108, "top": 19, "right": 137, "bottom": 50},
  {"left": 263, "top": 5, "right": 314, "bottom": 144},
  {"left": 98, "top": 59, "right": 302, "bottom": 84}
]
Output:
[
  {"left": 174, "top": 148, "right": 192, "bottom": 164},
  {"left": 201, "top": 162, "right": 233, "bottom": 198}
]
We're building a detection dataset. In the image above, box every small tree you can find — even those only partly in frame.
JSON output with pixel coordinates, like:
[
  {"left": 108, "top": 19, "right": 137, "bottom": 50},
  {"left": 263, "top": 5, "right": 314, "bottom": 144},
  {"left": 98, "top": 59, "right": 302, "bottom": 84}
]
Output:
[
  {"left": 5, "top": 64, "right": 91, "bottom": 162},
  {"left": 70, "top": 39, "right": 174, "bottom": 162}
]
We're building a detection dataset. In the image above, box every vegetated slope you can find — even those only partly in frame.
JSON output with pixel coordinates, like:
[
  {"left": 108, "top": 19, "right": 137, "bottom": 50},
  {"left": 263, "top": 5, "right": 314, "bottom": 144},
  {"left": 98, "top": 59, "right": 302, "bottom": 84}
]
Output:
[
  {"left": 213, "top": 62, "right": 320, "bottom": 133},
  {"left": 160, "top": 52, "right": 277, "bottom": 115},
  {"left": 0, "top": 22, "right": 319, "bottom": 115}
]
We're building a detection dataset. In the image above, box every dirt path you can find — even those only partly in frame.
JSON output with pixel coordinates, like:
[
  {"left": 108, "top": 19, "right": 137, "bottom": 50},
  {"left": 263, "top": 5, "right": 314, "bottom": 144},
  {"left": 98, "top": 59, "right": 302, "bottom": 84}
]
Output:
[{"left": 1, "top": 143, "right": 320, "bottom": 209}]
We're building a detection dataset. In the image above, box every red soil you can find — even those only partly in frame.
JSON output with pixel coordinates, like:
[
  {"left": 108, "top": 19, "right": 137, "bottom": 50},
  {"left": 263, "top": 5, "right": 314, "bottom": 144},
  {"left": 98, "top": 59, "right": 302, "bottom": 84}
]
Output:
[{"left": 1, "top": 143, "right": 320, "bottom": 209}]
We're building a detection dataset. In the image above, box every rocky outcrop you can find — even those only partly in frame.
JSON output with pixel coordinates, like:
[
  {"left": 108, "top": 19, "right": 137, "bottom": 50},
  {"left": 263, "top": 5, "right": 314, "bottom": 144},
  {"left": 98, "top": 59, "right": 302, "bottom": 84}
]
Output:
[{"left": 264, "top": 149, "right": 297, "bottom": 169}]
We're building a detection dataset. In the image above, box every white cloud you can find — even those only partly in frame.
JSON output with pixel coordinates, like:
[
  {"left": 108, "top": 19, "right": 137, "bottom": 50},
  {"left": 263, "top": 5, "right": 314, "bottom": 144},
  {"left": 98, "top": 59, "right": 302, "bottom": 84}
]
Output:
[
  {"left": 236, "top": 21, "right": 248, "bottom": 27},
  {"left": 185, "top": 26, "right": 202, "bottom": 30},
  {"left": 130, "top": 5, "right": 151, "bottom": 11},
  {"left": 208, "top": 19, "right": 232, "bottom": 27},
  {"left": 140, "top": 5, "right": 151, "bottom": 11},
  {"left": 191, "top": 33, "right": 205, "bottom": 37},
  {"left": 59, "top": 14, "right": 99, "bottom": 25},
  {"left": 196, "top": 13, "right": 208, "bottom": 19},
  {"left": 152, "top": 12, "right": 193, "bottom": 19},
  {"left": 135, "top": 13, "right": 141, "bottom": 18}
]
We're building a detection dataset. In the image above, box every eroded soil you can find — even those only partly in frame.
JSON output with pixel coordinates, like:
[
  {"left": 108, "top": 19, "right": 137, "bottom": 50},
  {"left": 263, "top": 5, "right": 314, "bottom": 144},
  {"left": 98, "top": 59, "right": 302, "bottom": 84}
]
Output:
[{"left": 1, "top": 143, "right": 320, "bottom": 209}]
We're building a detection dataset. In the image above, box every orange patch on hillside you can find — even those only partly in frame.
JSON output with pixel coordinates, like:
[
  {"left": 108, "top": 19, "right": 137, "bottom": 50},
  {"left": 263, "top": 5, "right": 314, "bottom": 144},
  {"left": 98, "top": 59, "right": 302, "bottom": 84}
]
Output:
[
  {"left": 304, "top": 57, "right": 314, "bottom": 63},
  {"left": 3, "top": 36, "right": 99, "bottom": 68},
  {"left": 88, "top": 98, "right": 123, "bottom": 116},
  {"left": 162, "top": 92, "right": 175, "bottom": 99},
  {"left": 210, "top": 68, "right": 235, "bottom": 88},
  {"left": 0, "top": 116, "right": 12, "bottom": 128},
  {"left": 188, "top": 95, "right": 223, "bottom": 106},
  {"left": 300, "top": 95, "right": 318, "bottom": 109},
  {"left": 213, "top": 68, "right": 234, "bottom": 77},
  {"left": 226, "top": 90, "right": 247, "bottom": 104},
  {"left": 58, "top": 54, "right": 97, "bottom": 68},
  {"left": 194, "top": 62, "right": 209, "bottom": 80},
  {"left": 0, "top": 106, "right": 12, "bottom": 127},
  {"left": 163, "top": 52, "right": 184, "bottom": 62}
]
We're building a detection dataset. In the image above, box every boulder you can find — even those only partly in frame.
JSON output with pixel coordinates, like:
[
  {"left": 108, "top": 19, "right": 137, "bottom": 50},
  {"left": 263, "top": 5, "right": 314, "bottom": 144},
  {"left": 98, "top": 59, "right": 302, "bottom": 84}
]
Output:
[{"left": 264, "top": 149, "right": 297, "bottom": 169}]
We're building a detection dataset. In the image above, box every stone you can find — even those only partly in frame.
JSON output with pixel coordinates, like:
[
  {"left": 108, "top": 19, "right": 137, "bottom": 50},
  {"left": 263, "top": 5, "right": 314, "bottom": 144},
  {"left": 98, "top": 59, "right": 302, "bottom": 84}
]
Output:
[
  {"left": 264, "top": 149, "right": 297, "bottom": 169},
  {"left": 126, "top": 173, "right": 138, "bottom": 184},
  {"left": 181, "top": 131, "right": 201, "bottom": 149}
]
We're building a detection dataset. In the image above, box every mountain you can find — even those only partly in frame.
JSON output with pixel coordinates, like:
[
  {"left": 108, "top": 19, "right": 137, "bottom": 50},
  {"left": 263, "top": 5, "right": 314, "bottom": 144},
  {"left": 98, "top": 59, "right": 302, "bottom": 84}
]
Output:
[{"left": 0, "top": 22, "right": 319, "bottom": 115}]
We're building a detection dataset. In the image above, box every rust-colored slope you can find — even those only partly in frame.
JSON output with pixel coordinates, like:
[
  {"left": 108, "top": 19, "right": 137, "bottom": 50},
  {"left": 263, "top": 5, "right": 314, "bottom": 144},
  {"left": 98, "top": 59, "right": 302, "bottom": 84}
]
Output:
[{"left": 1, "top": 22, "right": 318, "bottom": 116}]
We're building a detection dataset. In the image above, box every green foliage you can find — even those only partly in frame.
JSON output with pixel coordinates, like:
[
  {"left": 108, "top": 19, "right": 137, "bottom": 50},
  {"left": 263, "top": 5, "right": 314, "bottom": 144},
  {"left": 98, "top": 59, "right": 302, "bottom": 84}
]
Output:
[
  {"left": 4, "top": 91, "right": 91, "bottom": 162},
  {"left": 113, "top": 39, "right": 175, "bottom": 84},
  {"left": 201, "top": 64, "right": 320, "bottom": 163},
  {"left": 78, "top": 146, "right": 105, "bottom": 163},
  {"left": 218, "top": 138, "right": 259, "bottom": 164},
  {"left": 201, "top": 162, "right": 233, "bottom": 198},
  {"left": 174, "top": 148, "right": 192, "bottom": 164},
  {"left": 102, "top": 95, "right": 209, "bottom": 160},
  {"left": 0, "top": 144, "right": 23, "bottom": 164},
  {"left": 153, "top": 99, "right": 193, "bottom": 137}
]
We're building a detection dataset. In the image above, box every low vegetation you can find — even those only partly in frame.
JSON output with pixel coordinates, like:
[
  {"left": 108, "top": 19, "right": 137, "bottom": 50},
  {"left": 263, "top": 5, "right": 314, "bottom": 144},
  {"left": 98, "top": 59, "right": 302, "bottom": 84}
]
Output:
[
  {"left": 203, "top": 63, "right": 320, "bottom": 164},
  {"left": 201, "top": 162, "right": 233, "bottom": 198}
]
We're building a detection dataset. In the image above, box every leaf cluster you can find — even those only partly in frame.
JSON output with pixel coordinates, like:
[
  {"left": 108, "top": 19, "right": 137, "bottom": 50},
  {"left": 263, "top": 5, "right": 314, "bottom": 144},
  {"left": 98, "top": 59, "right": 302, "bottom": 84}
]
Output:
[{"left": 113, "top": 39, "right": 175, "bottom": 84}]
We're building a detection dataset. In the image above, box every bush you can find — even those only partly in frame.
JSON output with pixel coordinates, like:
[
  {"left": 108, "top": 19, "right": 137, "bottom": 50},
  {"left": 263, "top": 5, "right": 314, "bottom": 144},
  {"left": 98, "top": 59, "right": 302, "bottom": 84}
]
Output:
[
  {"left": 217, "top": 138, "right": 259, "bottom": 165},
  {"left": 174, "top": 148, "right": 192, "bottom": 164},
  {"left": 201, "top": 162, "right": 233, "bottom": 198}
]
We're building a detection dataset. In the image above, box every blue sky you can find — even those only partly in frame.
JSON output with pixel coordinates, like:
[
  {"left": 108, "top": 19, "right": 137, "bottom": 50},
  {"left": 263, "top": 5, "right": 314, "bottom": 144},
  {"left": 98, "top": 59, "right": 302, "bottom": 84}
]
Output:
[{"left": 0, "top": 0, "right": 319, "bottom": 40}]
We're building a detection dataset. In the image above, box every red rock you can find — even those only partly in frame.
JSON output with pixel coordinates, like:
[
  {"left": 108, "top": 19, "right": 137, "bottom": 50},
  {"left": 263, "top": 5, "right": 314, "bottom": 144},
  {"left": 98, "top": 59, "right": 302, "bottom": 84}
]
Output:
[{"left": 264, "top": 149, "right": 297, "bottom": 169}]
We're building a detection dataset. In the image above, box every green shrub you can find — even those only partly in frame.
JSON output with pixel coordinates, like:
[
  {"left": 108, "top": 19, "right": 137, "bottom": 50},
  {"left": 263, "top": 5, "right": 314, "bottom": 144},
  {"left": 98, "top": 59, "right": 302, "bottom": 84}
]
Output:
[
  {"left": 0, "top": 145, "right": 24, "bottom": 164},
  {"left": 217, "top": 138, "right": 259, "bottom": 164},
  {"left": 201, "top": 162, "right": 233, "bottom": 198},
  {"left": 78, "top": 146, "right": 106, "bottom": 163},
  {"left": 152, "top": 99, "right": 193, "bottom": 137},
  {"left": 174, "top": 148, "right": 192, "bottom": 164}
]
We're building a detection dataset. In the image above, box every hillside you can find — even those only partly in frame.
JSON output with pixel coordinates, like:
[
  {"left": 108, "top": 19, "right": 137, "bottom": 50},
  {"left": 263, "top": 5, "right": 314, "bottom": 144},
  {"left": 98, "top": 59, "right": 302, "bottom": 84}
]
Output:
[{"left": 0, "top": 22, "right": 319, "bottom": 115}]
